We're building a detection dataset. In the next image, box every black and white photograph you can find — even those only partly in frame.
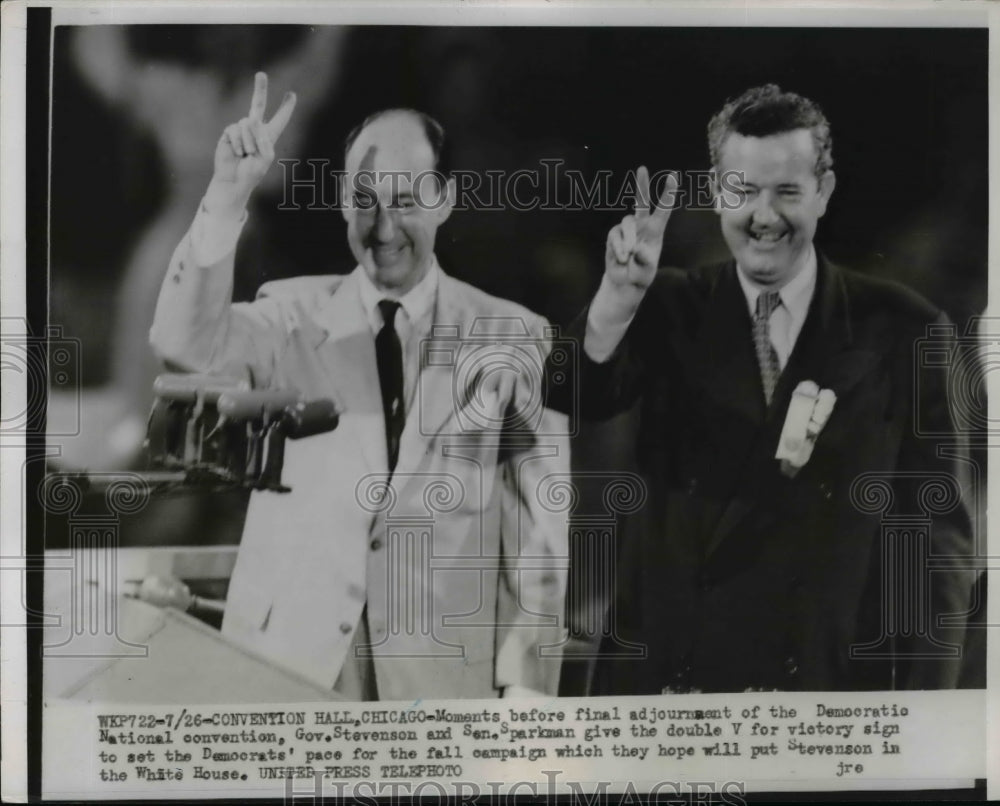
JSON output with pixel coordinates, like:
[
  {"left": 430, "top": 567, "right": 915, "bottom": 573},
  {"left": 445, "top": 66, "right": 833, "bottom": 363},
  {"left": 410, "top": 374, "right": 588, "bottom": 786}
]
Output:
[{"left": 1, "top": 0, "right": 995, "bottom": 801}]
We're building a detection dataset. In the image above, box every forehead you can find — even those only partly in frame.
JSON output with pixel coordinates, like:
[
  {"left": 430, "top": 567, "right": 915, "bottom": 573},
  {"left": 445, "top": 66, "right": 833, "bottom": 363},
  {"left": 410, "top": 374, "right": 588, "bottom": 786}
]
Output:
[
  {"left": 345, "top": 114, "right": 436, "bottom": 177},
  {"left": 717, "top": 129, "right": 818, "bottom": 182}
]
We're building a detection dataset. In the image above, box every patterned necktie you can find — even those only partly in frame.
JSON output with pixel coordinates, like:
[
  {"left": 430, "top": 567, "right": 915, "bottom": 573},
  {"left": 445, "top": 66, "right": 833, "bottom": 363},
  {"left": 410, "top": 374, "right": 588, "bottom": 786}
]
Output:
[
  {"left": 753, "top": 290, "right": 782, "bottom": 405},
  {"left": 376, "top": 299, "right": 405, "bottom": 473}
]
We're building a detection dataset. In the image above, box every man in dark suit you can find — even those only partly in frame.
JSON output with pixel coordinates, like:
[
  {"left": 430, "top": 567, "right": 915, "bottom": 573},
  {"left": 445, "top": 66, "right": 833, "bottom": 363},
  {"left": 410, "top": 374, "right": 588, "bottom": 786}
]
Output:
[{"left": 551, "top": 84, "right": 975, "bottom": 693}]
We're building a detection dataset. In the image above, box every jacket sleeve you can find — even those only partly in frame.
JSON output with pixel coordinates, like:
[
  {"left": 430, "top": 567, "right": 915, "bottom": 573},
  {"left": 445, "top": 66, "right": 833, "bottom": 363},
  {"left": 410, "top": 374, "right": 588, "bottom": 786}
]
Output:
[
  {"left": 494, "top": 315, "right": 570, "bottom": 695},
  {"left": 547, "top": 288, "right": 661, "bottom": 424},
  {"left": 894, "top": 312, "right": 977, "bottom": 689},
  {"left": 149, "top": 214, "right": 289, "bottom": 389}
]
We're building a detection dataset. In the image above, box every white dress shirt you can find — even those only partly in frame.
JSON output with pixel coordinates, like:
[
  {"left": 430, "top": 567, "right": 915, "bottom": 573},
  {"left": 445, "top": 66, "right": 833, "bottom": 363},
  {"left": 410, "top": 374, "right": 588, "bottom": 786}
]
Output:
[
  {"left": 734, "top": 247, "right": 817, "bottom": 369},
  {"left": 355, "top": 257, "right": 439, "bottom": 415},
  {"left": 189, "top": 201, "right": 248, "bottom": 266}
]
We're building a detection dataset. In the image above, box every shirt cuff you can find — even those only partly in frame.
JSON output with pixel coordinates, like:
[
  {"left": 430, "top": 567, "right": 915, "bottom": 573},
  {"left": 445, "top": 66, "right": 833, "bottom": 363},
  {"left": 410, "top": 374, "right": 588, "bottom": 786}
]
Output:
[
  {"left": 583, "top": 280, "right": 636, "bottom": 363},
  {"left": 189, "top": 200, "right": 248, "bottom": 267}
]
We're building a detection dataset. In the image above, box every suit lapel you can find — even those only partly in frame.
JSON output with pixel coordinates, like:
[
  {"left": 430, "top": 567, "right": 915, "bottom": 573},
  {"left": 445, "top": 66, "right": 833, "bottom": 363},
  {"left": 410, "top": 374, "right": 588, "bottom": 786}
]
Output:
[
  {"left": 771, "top": 257, "right": 879, "bottom": 412},
  {"left": 704, "top": 256, "right": 879, "bottom": 556},
  {"left": 390, "top": 271, "right": 468, "bottom": 482},
  {"left": 313, "top": 269, "right": 388, "bottom": 478},
  {"left": 685, "top": 262, "right": 767, "bottom": 427},
  {"left": 310, "top": 268, "right": 475, "bottom": 487}
]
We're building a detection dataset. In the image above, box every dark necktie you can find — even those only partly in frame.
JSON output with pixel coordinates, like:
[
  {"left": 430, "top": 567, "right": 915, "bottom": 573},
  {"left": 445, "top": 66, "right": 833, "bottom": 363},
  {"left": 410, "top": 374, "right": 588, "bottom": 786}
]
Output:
[
  {"left": 753, "top": 290, "right": 782, "bottom": 405},
  {"left": 376, "top": 299, "right": 405, "bottom": 473}
]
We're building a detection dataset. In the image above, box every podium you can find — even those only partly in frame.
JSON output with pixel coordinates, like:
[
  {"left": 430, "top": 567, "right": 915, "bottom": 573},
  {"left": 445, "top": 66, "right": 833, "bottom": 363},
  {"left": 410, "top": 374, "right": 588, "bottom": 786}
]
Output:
[{"left": 43, "top": 549, "right": 340, "bottom": 703}]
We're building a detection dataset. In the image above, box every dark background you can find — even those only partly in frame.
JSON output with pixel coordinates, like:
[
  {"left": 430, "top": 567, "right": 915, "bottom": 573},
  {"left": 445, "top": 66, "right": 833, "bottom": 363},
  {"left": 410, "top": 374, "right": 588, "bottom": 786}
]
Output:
[
  {"left": 51, "top": 25, "right": 987, "bottom": 382},
  {"left": 45, "top": 25, "right": 988, "bottom": 687}
]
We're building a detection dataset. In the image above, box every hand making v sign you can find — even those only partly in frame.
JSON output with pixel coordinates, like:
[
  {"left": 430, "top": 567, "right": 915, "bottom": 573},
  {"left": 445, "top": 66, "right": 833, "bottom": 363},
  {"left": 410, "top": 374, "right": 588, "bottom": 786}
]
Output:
[{"left": 203, "top": 71, "right": 298, "bottom": 216}]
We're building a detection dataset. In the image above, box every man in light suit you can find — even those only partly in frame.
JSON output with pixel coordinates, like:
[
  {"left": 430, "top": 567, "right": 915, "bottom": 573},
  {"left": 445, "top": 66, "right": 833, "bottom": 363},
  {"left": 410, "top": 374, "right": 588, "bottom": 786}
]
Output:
[
  {"left": 150, "top": 73, "right": 568, "bottom": 700},
  {"left": 549, "top": 84, "right": 975, "bottom": 693}
]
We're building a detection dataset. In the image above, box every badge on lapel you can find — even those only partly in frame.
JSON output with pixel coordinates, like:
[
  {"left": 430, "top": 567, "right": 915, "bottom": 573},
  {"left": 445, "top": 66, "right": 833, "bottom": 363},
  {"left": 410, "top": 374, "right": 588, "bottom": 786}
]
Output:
[{"left": 775, "top": 381, "right": 837, "bottom": 478}]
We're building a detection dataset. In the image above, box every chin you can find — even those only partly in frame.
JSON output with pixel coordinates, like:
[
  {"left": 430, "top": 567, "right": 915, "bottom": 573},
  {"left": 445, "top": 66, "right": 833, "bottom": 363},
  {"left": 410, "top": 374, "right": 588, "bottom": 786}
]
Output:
[
  {"left": 374, "top": 263, "right": 417, "bottom": 289},
  {"left": 740, "top": 261, "right": 785, "bottom": 287}
]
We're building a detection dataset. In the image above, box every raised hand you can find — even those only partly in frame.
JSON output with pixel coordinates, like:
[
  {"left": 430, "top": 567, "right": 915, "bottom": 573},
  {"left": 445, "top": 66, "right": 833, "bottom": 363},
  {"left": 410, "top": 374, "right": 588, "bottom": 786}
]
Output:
[
  {"left": 205, "top": 71, "right": 297, "bottom": 214},
  {"left": 604, "top": 166, "right": 678, "bottom": 313}
]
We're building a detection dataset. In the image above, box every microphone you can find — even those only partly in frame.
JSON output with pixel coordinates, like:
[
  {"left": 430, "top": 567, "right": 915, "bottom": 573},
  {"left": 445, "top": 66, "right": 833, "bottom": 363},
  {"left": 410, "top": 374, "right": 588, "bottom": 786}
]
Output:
[
  {"left": 216, "top": 388, "right": 303, "bottom": 420},
  {"left": 281, "top": 399, "right": 341, "bottom": 439},
  {"left": 145, "top": 376, "right": 341, "bottom": 493},
  {"left": 257, "top": 400, "right": 341, "bottom": 491},
  {"left": 152, "top": 372, "right": 249, "bottom": 403}
]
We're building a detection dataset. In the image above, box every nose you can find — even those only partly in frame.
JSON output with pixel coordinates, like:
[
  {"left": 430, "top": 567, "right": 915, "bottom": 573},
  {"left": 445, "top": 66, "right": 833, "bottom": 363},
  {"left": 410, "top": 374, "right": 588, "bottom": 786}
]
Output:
[
  {"left": 373, "top": 202, "right": 397, "bottom": 242},
  {"left": 750, "top": 191, "right": 780, "bottom": 227}
]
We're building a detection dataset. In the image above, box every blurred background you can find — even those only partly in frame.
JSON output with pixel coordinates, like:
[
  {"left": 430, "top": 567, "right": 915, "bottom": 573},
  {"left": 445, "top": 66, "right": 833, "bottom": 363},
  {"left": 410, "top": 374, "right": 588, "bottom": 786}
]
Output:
[{"left": 44, "top": 25, "right": 988, "bottom": 685}]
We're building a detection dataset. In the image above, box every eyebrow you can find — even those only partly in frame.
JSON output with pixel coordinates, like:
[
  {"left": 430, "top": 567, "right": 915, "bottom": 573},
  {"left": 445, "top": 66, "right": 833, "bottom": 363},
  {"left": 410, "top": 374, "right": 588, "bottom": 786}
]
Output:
[{"left": 734, "top": 181, "right": 804, "bottom": 190}]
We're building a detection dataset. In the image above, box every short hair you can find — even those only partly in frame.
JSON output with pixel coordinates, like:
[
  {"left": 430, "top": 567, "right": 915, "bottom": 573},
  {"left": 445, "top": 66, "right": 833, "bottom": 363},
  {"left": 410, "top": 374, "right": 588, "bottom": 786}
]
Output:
[
  {"left": 707, "top": 84, "right": 833, "bottom": 179},
  {"left": 343, "top": 108, "right": 452, "bottom": 176}
]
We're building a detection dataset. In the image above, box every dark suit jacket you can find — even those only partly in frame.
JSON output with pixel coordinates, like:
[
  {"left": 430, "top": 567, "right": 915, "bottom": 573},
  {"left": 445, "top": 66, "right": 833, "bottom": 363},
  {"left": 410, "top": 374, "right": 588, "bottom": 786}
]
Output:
[{"left": 551, "top": 256, "right": 975, "bottom": 693}]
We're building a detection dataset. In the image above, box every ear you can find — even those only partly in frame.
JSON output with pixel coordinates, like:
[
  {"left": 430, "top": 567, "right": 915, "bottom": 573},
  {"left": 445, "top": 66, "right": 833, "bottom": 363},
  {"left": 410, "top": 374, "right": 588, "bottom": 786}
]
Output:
[
  {"left": 711, "top": 167, "right": 722, "bottom": 217},
  {"left": 816, "top": 170, "right": 836, "bottom": 217},
  {"left": 433, "top": 175, "right": 457, "bottom": 225},
  {"left": 340, "top": 172, "right": 351, "bottom": 224}
]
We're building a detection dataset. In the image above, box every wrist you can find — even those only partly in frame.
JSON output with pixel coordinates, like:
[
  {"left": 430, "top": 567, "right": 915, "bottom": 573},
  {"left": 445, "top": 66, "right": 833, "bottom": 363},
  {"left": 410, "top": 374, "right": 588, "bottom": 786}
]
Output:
[
  {"left": 592, "top": 274, "right": 643, "bottom": 329},
  {"left": 584, "top": 275, "right": 641, "bottom": 363},
  {"left": 203, "top": 178, "right": 251, "bottom": 219}
]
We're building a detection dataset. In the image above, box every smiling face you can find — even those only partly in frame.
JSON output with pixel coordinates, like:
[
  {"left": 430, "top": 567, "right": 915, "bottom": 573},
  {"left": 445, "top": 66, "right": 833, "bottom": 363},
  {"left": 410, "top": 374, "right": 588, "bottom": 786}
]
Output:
[
  {"left": 715, "top": 129, "right": 835, "bottom": 290},
  {"left": 342, "top": 112, "right": 454, "bottom": 295}
]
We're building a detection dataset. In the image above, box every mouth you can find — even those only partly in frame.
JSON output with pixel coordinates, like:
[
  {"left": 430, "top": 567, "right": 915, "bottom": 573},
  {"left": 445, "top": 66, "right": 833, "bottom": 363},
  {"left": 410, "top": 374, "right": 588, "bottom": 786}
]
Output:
[
  {"left": 748, "top": 230, "right": 787, "bottom": 247},
  {"left": 371, "top": 244, "right": 405, "bottom": 263}
]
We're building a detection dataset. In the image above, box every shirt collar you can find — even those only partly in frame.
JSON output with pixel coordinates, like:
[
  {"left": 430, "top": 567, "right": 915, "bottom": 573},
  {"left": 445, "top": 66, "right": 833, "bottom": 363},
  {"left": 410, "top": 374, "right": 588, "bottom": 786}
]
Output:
[
  {"left": 736, "top": 245, "right": 817, "bottom": 324},
  {"left": 355, "top": 256, "right": 440, "bottom": 332}
]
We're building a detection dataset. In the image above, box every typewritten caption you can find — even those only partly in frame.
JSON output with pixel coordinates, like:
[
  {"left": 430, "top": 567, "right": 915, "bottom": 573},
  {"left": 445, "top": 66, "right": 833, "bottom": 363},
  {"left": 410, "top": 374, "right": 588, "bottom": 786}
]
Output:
[
  {"left": 93, "top": 702, "right": 910, "bottom": 780},
  {"left": 44, "top": 692, "right": 983, "bottom": 797}
]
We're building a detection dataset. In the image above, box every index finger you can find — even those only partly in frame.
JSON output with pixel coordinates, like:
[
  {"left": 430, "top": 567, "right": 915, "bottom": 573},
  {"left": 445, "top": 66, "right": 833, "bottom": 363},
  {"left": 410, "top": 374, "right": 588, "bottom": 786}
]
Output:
[
  {"left": 249, "top": 71, "right": 268, "bottom": 122},
  {"left": 633, "top": 165, "right": 651, "bottom": 221},
  {"left": 648, "top": 171, "right": 679, "bottom": 234}
]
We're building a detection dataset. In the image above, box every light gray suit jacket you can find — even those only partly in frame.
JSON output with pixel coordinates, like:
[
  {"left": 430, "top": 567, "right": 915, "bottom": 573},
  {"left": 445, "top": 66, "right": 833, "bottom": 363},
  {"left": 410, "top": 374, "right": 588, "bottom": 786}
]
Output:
[{"left": 150, "top": 228, "right": 569, "bottom": 700}]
